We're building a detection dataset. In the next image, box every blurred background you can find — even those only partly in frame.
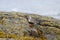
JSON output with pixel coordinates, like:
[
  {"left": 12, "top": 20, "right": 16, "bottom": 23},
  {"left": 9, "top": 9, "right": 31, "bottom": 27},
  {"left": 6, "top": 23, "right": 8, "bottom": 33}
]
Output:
[{"left": 0, "top": 0, "right": 60, "bottom": 19}]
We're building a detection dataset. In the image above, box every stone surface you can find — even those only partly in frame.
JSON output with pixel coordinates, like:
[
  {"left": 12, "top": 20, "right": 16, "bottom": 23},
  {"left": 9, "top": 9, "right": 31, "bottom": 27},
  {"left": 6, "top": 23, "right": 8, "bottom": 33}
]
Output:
[{"left": 0, "top": 12, "right": 60, "bottom": 40}]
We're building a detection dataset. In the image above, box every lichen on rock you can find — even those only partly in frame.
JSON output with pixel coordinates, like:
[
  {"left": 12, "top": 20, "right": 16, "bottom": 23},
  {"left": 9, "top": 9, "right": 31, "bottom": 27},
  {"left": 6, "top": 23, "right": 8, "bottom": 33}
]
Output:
[{"left": 0, "top": 12, "right": 60, "bottom": 40}]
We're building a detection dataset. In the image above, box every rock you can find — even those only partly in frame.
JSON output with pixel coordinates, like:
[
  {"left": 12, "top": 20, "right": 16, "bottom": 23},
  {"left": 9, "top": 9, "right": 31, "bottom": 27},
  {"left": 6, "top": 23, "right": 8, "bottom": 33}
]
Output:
[{"left": 0, "top": 12, "right": 60, "bottom": 40}]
